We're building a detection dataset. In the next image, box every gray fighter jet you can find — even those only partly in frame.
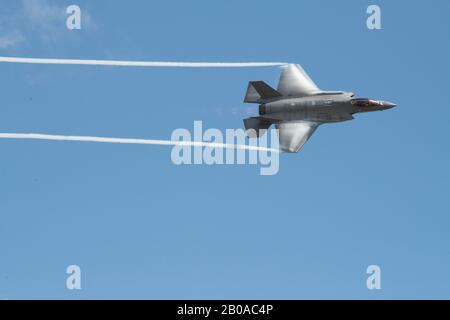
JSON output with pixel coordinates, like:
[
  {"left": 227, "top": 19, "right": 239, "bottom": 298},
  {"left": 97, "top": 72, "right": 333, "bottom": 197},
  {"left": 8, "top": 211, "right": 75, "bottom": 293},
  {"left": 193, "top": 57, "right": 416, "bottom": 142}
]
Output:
[{"left": 243, "top": 64, "right": 396, "bottom": 152}]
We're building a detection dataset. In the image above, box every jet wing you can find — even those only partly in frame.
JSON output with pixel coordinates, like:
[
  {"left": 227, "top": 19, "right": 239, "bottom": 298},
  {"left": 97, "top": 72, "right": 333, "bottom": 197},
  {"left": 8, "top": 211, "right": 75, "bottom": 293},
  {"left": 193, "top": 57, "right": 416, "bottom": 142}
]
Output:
[
  {"left": 277, "top": 64, "right": 320, "bottom": 97},
  {"left": 276, "top": 121, "right": 320, "bottom": 153}
]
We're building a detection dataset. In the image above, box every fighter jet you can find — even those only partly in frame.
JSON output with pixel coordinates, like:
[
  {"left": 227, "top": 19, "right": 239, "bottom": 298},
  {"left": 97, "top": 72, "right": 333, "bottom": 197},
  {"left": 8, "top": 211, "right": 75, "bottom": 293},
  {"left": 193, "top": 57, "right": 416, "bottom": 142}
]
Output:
[{"left": 243, "top": 64, "right": 396, "bottom": 152}]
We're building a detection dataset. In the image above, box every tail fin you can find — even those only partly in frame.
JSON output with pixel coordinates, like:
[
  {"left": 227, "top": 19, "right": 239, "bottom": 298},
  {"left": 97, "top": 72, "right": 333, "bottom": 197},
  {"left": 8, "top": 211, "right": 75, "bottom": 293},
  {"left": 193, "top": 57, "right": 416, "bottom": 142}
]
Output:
[
  {"left": 243, "top": 117, "right": 272, "bottom": 138},
  {"left": 244, "top": 81, "right": 282, "bottom": 103}
]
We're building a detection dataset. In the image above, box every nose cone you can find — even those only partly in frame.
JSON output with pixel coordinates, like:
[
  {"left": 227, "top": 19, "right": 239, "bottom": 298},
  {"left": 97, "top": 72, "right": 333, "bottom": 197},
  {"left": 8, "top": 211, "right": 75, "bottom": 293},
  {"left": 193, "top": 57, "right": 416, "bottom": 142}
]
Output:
[{"left": 382, "top": 101, "right": 397, "bottom": 109}]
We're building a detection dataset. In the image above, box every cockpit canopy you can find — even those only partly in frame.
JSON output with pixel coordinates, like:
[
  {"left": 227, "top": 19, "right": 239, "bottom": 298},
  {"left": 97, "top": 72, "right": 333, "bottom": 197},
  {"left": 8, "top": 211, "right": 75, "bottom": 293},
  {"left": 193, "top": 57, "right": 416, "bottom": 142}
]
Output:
[{"left": 351, "top": 98, "right": 382, "bottom": 107}]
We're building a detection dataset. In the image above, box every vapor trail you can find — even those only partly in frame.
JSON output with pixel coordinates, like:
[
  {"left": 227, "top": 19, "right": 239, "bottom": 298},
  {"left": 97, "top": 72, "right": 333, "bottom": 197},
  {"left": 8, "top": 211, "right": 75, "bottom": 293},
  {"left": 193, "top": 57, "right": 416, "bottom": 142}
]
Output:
[
  {"left": 0, "top": 133, "right": 279, "bottom": 152},
  {"left": 0, "top": 56, "right": 286, "bottom": 68}
]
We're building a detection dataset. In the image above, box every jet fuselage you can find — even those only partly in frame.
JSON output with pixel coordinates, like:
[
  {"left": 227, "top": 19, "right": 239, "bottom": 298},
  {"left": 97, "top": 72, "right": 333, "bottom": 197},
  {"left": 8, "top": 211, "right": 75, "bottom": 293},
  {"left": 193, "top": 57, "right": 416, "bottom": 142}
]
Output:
[{"left": 259, "top": 92, "right": 396, "bottom": 123}]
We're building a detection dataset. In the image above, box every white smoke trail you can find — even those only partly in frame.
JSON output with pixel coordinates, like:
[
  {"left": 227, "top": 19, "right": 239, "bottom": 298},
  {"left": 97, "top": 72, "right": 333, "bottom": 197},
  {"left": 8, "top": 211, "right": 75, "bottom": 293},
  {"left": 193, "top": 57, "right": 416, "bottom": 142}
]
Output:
[
  {"left": 0, "top": 56, "right": 283, "bottom": 151},
  {"left": 0, "top": 56, "right": 286, "bottom": 68},
  {"left": 0, "top": 133, "right": 279, "bottom": 152}
]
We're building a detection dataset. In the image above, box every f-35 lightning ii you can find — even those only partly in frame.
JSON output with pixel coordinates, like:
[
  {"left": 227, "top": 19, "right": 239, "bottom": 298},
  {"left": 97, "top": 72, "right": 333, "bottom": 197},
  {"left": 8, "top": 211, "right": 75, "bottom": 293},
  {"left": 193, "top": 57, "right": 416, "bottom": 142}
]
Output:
[{"left": 243, "top": 64, "right": 396, "bottom": 152}]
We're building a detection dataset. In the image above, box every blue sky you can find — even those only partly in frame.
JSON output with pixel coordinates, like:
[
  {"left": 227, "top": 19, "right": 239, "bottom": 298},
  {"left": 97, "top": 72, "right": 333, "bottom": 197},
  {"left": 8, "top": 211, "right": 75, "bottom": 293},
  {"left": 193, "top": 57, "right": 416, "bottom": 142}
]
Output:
[{"left": 0, "top": 0, "right": 449, "bottom": 299}]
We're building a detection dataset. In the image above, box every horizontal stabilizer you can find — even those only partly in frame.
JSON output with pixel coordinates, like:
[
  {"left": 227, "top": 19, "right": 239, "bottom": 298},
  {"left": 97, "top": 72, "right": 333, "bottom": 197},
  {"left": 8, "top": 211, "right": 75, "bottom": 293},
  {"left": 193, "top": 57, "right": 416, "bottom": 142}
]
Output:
[
  {"left": 244, "top": 81, "right": 282, "bottom": 103},
  {"left": 243, "top": 117, "right": 272, "bottom": 138}
]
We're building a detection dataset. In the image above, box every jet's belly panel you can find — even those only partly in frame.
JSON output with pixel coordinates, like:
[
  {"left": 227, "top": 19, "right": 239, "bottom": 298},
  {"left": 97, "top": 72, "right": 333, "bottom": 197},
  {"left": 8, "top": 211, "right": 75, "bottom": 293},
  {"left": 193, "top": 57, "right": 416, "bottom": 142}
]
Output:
[
  {"left": 261, "top": 102, "right": 353, "bottom": 122},
  {"left": 307, "top": 107, "right": 354, "bottom": 122}
]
